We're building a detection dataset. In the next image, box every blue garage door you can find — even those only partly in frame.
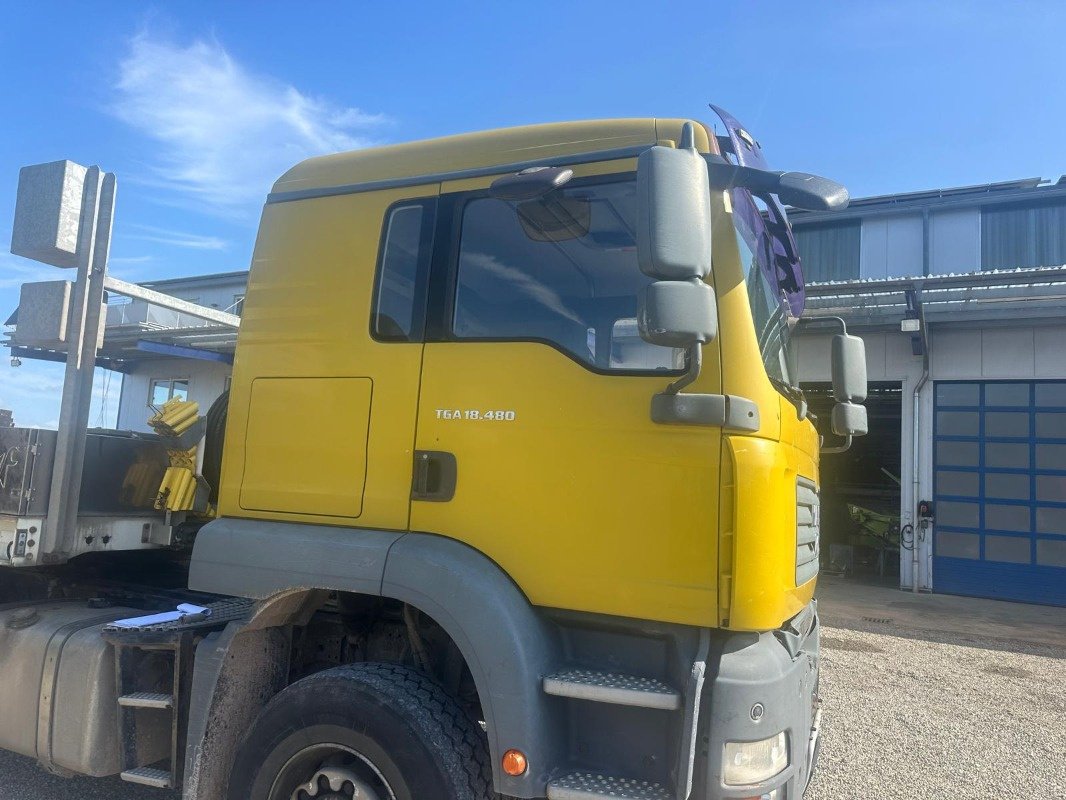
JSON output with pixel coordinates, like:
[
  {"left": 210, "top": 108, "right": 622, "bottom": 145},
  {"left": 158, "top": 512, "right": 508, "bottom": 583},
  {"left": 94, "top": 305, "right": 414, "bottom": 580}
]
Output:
[{"left": 933, "top": 381, "right": 1066, "bottom": 606}]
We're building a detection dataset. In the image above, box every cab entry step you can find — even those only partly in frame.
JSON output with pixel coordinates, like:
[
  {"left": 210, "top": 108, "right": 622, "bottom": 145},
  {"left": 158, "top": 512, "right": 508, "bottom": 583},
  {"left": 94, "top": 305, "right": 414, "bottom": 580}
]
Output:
[
  {"left": 542, "top": 669, "right": 681, "bottom": 710},
  {"left": 547, "top": 772, "right": 671, "bottom": 800},
  {"left": 120, "top": 766, "right": 173, "bottom": 789},
  {"left": 118, "top": 692, "right": 174, "bottom": 710}
]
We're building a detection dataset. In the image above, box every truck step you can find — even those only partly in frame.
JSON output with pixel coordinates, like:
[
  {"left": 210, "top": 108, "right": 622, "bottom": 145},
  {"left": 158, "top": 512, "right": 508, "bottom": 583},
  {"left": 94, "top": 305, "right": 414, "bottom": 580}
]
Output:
[
  {"left": 547, "top": 772, "right": 671, "bottom": 800},
  {"left": 118, "top": 692, "right": 174, "bottom": 710},
  {"left": 120, "top": 767, "right": 173, "bottom": 789},
  {"left": 542, "top": 669, "right": 681, "bottom": 710}
]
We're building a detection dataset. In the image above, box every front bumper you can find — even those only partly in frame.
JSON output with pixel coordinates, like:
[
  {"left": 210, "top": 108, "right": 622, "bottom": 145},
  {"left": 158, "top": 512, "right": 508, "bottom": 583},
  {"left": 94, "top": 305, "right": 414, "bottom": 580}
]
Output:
[{"left": 701, "top": 601, "right": 821, "bottom": 799}]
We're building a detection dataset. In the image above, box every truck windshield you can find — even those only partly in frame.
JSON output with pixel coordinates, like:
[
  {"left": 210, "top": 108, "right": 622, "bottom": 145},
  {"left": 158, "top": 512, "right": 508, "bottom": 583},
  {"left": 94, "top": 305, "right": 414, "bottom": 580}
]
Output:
[{"left": 729, "top": 188, "right": 798, "bottom": 392}]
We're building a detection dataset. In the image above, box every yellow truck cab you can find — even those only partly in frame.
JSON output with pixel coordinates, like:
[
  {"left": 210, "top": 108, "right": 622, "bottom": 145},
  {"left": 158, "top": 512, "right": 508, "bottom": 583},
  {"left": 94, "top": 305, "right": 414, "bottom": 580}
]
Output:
[{"left": 0, "top": 107, "right": 865, "bottom": 800}]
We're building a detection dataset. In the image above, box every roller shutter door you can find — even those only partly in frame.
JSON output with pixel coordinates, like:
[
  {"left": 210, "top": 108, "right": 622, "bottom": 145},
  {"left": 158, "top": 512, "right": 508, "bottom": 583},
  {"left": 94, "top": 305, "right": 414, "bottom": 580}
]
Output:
[{"left": 933, "top": 381, "right": 1066, "bottom": 605}]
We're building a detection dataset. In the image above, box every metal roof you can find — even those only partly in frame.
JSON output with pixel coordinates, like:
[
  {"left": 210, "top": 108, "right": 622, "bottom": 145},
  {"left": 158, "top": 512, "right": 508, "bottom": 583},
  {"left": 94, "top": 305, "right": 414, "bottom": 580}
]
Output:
[{"left": 803, "top": 265, "right": 1066, "bottom": 329}]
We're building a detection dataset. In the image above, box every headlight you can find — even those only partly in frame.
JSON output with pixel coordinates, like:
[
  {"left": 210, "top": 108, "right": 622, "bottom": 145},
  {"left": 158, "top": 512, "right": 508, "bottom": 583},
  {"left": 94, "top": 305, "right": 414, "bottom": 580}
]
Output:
[{"left": 723, "top": 731, "right": 789, "bottom": 786}]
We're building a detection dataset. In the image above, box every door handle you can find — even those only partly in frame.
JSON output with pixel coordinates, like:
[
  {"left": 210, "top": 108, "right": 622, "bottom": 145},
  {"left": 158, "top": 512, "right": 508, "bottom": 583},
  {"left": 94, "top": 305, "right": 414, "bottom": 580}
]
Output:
[{"left": 411, "top": 451, "right": 457, "bottom": 502}]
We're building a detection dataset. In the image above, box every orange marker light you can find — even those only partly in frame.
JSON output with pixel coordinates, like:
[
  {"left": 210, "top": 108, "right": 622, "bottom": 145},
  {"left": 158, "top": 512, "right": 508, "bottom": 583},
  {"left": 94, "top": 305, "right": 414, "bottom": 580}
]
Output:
[{"left": 502, "top": 749, "right": 528, "bottom": 776}]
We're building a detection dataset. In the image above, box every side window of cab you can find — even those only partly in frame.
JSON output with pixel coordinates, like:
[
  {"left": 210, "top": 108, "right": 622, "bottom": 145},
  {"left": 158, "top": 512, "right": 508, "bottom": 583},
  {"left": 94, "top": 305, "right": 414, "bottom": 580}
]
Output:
[
  {"left": 372, "top": 199, "right": 436, "bottom": 342},
  {"left": 448, "top": 177, "right": 684, "bottom": 373}
]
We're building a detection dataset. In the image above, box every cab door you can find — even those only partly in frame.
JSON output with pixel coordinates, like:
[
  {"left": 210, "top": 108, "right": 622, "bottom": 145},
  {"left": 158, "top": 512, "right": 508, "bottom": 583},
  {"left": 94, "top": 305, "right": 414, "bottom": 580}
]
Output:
[{"left": 411, "top": 163, "right": 723, "bottom": 627}]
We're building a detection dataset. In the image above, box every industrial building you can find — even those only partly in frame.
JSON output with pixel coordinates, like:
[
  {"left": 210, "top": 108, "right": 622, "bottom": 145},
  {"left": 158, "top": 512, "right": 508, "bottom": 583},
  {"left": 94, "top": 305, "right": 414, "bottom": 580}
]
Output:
[
  {"left": 794, "top": 176, "right": 1066, "bottom": 606},
  {"left": 4, "top": 176, "right": 1064, "bottom": 607}
]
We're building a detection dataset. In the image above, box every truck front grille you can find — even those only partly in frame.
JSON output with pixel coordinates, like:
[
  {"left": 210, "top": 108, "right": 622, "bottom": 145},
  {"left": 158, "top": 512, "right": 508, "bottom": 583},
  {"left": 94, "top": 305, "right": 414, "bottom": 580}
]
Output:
[{"left": 796, "top": 477, "right": 820, "bottom": 585}]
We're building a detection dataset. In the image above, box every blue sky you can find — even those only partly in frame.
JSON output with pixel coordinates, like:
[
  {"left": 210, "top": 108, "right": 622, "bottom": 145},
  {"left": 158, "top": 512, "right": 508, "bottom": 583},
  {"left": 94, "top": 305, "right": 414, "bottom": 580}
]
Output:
[{"left": 1, "top": 1, "right": 1063, "bottom": 427}]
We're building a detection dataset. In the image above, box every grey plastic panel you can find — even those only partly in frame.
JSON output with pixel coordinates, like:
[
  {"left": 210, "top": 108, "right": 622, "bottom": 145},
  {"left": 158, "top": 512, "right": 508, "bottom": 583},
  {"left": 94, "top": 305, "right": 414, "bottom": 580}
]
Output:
[
  {"left": 936, "top": 531, "right": 980, "bottom": 559},
  {"left": 984, "top": 535, "right": 1031, "bottom": 564},
  {"left": 937, "top": 501, "right": 980, "bottom": 528},
  {"left": 937, "top": 470, "right": 980, "bottom": 497},
  {"left": 703, "top": 604, "right": 820, "bottom": 799},
  {"left": 937, "top": 441, "right": 980, "bottom": 467},
  {"left": 985, "top": 442, "right": 1030, "bottom": 469},
  {"left": 188, "top": 518, "right": 402, "bottom": 598},
  {"left": 649, "top": 392, "right": 759, "bottom": 431},
  {"left": 937, "top": 411, "right": 979, "bottom": 437},
  {"left": 382, "top": 533, "right": 564, "bottom": 798},
  {"left": 985, "top": 412, "right": 1029, "bottom": 438},
  {"left": 937, "top": 383, "right": 979, "bottom": 405},
  {"left": 984, "top": 472, "right": 1029, "bottom": 501},
  {"left": 985, "top": 383, "right": 1029, "bottom": 406},
  {"left": 1037, "top": 539, "right": 1066, "bottom": 567},
  {"left": 636, "top": 144, "right": 713, "bottom": 281},
  {"left": 831, "top": 402, "right": 868, "bottom": 437},
  {"left": 1036, "top": 383, "right": 1066, "bottom": 406},
  {"left": 985, "top": 504, "right": 1030, "bottom": 533},
  {"left": 1037, "top": 507, "right": 1066, "bottom": 535},
  {"left": 637, "top": 280, "right": 717, "bottom": 348},
  {"left": 831, "top": 334, "right": 867, "bottom": 404}
]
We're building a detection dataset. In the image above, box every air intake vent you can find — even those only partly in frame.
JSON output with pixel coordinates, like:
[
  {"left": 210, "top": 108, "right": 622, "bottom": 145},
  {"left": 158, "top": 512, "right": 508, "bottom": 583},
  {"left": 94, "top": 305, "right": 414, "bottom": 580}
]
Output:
[{"left": 796, "top": 477, "right": 820, "bottom": 585}]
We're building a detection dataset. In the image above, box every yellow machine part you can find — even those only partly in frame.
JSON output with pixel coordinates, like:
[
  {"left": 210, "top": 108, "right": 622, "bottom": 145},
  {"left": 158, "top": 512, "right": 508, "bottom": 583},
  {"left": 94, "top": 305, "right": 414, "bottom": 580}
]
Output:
[
  {"left": 156, "top": 466, "right": 198, "bottom": 513},
  {"left": 148, "top": 398, "right": 201, "bottom": 437}
]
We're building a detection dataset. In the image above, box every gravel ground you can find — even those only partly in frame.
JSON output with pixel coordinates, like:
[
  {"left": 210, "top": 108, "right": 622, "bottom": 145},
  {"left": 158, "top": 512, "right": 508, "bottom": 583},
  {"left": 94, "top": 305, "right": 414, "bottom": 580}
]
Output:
[
  {"left": 3, "top": 623, "right": 1063, "bottom": 799},
  {"left": 806, "top": 624, "right": 1066, "bottom": 800}
]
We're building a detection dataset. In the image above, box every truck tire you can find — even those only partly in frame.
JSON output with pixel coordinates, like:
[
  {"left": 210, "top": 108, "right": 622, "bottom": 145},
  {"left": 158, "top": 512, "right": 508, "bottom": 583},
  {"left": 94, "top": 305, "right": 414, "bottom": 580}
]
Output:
[{"left": 228, "top": 663, "right": 495, "bottom": 800}]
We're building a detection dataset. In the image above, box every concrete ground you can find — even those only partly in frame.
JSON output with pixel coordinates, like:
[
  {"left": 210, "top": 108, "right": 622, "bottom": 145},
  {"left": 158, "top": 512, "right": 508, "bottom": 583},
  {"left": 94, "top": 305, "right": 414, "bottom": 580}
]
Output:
[{"left": 3, "top": 578, "right": 1064, "bottom": 799}]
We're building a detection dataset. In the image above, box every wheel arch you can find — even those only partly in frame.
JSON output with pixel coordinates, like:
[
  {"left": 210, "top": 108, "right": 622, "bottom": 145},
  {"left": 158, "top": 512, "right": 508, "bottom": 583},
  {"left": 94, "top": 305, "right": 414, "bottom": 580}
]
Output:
[{"left": 186, "top": 520, "right": 563, "bottom": 799}]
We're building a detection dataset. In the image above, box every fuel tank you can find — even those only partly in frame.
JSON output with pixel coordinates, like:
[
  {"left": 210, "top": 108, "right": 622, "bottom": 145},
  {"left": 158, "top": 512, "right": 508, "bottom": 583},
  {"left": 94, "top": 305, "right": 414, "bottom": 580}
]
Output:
[{"left": 0, "top": 600, "right": 167, "bottom": 776}]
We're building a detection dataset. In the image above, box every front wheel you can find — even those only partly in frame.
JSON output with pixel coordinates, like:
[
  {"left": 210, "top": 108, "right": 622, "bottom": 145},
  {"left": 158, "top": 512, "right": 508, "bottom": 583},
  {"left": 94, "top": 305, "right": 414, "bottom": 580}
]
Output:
[{"left": 228, "top": 663, "right": 495, "bottom": 800}]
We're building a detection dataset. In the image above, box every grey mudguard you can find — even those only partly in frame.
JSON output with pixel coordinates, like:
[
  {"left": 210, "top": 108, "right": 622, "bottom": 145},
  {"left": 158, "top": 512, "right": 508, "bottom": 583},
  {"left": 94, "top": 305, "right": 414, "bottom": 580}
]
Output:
[
  {"left": 188, "top": 518, "right": 402, "bottom": 598},
  {"left": 188, "top": 520, "right": 563, "bottom": 798},
  {"left": 382, "top": 533, "right": 564, "bottom": 798}
]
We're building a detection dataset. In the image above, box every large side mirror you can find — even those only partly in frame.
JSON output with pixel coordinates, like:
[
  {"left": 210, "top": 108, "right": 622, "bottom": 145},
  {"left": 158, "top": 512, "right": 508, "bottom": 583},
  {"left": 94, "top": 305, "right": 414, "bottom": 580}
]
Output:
[
  {"left": 831, "top": 334, "right": 867, "bottom": 404},
  {"left": 636, "top": 125, "right": 713, "bottom": 281},
  {"left": 832, "top": 402, "right": 868, "bottom": 437},
  {"left": 638, "top": 279, "right": 717, "bottom": 348}
]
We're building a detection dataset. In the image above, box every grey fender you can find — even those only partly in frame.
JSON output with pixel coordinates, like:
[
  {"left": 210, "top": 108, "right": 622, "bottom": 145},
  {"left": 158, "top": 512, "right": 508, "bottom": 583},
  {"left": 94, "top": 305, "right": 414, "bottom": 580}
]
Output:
[
  {"left": 381, "top": 533, "right": 564, "bottom": 797},
  {"left": 187, "top": 520, "right": 564, "bottom": 798}
]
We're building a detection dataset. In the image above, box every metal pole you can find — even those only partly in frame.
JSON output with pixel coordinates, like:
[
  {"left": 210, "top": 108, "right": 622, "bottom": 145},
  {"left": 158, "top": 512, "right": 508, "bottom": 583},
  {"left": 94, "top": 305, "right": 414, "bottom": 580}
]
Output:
[
  {"left": 60, "top": 172, "right": 116, "bottom": 549},
  {"left": 39, "top": 167, "right": 109, "bottom": 562}
]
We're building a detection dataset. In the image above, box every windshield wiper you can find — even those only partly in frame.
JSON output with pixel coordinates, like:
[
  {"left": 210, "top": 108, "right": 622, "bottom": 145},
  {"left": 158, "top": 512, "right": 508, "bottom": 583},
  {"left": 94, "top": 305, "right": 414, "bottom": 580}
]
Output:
[{"left": 768, "top": 375, "right": 809, "bottom": 419}]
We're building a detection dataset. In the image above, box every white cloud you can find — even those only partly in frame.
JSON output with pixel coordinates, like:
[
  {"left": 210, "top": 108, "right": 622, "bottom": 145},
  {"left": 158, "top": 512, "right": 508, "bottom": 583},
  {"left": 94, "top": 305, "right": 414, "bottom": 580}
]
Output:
[
  {"left": 112, "top": 33, "right": 386, "bottom": 216},
  {"left": 126, "top": 224, "right": 228, "bottom": 250}
]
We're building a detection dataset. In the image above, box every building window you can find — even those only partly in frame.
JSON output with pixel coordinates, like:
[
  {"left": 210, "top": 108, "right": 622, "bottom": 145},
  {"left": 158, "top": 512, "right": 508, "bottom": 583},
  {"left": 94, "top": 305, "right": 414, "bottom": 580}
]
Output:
[
  {"left": 231, "top": 294, "right": 245, "bottom": 315},
  {"left": 981, "top": 200, "right": 1066, "bottom": 270},
  {"left": 794, "top": 220, "right": 862, "bottom": 283},
  {"left": 372, "top": 201, "right": 435, "bottom": 342},
  {"left": 149, "top": 378, "right": 189, "bottom": 407},
  {"left": 451, "top": 178, "right": 682, "bottom": 372}
]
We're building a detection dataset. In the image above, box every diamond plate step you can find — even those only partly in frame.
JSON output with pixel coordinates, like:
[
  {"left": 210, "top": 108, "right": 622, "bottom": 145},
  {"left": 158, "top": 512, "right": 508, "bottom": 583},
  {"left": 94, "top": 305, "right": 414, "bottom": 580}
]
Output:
[
  {"left": 119, "top": 692, "right": 174, "bottom": 710},
  {"left": 121, "top": 767, "right": 173, "bottom": 789},
  {"left": 542, "top": 669, "right": 681, "bottom": 710},
  {"left": 547, "top": 772, "right": 671, "bottom": 800}
]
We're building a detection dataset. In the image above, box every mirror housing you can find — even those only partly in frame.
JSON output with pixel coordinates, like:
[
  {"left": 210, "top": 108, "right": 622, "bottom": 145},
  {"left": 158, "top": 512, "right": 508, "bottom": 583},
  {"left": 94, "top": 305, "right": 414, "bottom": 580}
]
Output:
[
  {"left": 831, "top": 334, "right": 867, "bottom": 403},
  {"left": 832, "top": 402, "right": 868, "bottom": 437},
  {"left": 705, "top": 156, "right": 849, "bottom": 212},
  {"left": 637, "top": 130, "right": 713, "bottom": 281},
  {"left": 638, "top": 279, "right": 717, "bottom": 348}
]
